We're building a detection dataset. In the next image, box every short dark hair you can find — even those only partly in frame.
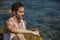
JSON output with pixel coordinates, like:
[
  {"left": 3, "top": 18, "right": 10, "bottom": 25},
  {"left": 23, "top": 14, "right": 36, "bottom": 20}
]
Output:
[{"left": 12, "top": 2, "right": 24, "bottom": 11}]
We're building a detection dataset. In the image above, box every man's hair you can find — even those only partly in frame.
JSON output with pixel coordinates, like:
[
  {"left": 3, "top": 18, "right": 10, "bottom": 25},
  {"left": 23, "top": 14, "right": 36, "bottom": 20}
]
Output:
[{"left": 12, "top": 2, "right": 24, "bottom": 11}]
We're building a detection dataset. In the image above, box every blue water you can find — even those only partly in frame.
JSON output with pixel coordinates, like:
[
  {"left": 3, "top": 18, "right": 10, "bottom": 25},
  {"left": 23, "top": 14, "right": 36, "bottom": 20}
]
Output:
[{"left": 0, "top": 0, "right": 60, "bottom": 40}]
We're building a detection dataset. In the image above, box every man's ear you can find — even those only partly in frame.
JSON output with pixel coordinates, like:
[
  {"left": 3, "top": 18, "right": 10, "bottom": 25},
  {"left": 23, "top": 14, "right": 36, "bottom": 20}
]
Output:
[{"left": 12, "top": 11, "right": 16, "bottom": 15}]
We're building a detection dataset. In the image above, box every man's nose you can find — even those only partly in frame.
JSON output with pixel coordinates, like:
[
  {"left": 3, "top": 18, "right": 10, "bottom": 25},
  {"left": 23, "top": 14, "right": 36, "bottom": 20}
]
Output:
[{"left": 22, "top": 13, "right": 24, "bottom": 16}]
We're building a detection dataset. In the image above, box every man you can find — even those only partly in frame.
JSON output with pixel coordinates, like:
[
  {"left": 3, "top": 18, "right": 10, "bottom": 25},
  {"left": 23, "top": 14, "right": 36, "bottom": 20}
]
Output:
[{"left": 3, "top": 2, "right": 40, "bottom": 40}]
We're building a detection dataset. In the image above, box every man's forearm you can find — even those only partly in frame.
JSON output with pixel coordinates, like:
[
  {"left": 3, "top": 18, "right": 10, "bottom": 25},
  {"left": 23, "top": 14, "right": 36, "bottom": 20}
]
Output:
[{"left": 11, "top": 28, "right": 33, "bottom": 34}]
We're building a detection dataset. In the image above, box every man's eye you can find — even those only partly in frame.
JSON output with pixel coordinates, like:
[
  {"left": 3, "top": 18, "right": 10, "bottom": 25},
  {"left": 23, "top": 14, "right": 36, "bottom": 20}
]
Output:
[
  {"left": 20, "top": 11, "right": 22, "bottom": 13},
  {"left": 20, "top": 11, "right": 24, "bottom": 13}
]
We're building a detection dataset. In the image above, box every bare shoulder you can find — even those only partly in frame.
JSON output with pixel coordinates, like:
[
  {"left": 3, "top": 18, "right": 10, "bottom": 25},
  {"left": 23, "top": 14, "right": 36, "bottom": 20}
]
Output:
[{"left": 6, "top": 18, "right": 14, "bottom": 26}]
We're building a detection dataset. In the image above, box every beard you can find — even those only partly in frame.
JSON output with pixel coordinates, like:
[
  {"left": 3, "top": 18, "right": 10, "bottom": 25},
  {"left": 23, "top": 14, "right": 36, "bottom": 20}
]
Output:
[
  {"left": 17, "top": 15, "right": 24, "bottom": 19},
  {"left": 16, "top": 16, "right": 21, "bottom": 23},
  {"left": 16, "top": 15, "right": 23, "bottom": 21}
]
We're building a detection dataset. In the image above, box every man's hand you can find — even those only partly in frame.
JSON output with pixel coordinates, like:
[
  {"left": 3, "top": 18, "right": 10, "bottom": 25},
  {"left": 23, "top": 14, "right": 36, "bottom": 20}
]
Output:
[{"left": 32, "top": 31, "right": 40, "bottom": 36}]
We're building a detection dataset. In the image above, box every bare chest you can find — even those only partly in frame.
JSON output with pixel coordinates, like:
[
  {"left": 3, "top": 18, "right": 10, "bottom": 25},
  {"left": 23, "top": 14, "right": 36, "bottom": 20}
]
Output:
[{"left": 16, "top": 22, "right": 23, "bottom": 29}]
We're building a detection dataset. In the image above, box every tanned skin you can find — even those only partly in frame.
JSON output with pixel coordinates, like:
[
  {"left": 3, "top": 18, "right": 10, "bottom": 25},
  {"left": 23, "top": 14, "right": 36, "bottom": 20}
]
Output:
[{"left": 6, "top": 7, "right": 40, "bottom": 40}]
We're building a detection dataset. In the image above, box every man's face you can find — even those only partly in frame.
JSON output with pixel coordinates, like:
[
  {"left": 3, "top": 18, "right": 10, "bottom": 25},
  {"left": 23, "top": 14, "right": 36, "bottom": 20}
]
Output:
[{"left": 16, "top": 7, "right": 24, "bottom": 19}]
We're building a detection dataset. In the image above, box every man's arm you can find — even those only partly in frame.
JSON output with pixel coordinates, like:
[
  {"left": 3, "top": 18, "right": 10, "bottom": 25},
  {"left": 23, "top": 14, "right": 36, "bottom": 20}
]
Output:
[
  {"left": 6, "top": 19, "right": 40, "bottom": 36},
  {"left": 7, "top": 20, "right": 33, "bottom": 34}
]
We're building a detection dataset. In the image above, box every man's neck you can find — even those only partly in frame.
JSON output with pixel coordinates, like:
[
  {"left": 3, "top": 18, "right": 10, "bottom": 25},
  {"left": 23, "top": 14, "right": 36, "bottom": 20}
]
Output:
[{"left": 13, "top": 16, "right": 21, "bottom": 23}]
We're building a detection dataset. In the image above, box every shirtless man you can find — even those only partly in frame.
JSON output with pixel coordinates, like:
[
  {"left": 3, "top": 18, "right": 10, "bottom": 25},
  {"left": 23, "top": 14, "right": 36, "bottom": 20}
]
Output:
[{"left": 3, "top": 2, "right": 40, "bottom": 40}]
